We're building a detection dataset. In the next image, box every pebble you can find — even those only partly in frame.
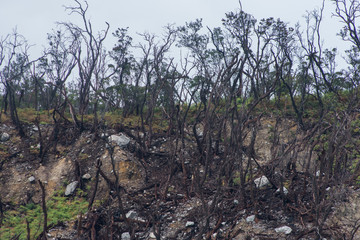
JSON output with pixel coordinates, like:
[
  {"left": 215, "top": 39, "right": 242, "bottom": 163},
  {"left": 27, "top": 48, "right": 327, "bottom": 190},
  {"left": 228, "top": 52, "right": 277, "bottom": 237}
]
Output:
[
  {"left": 28, "top": 176, "right": 36, "bottom": 183},
  {"left": 121, "top": 232, "right": 130, "bottom": 240},
  {"left": 275, "top": 225, "right": 292, "bottom": 235},
  {"left": 185, "top": 221, "right": 195, "bottom": 227},
  {"left": 82, "top": 173, "right": 91, "bottom": 180},
  {"left": 246, "top": 215, "right": 256, "bottom": 223}
]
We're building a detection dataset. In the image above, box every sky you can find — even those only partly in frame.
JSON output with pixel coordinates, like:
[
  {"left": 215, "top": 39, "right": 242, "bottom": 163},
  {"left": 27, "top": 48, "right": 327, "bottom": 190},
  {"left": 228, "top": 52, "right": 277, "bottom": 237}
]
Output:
[{"left": 0, "top": 0, "right": 347, "bottom": 61}]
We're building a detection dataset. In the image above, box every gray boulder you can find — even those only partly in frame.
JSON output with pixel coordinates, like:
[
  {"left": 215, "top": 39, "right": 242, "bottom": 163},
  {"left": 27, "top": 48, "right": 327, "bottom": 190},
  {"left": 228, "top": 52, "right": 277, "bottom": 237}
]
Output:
[
  {"left": 110, "top": 134, "right": 130, "bottom": 147},
  {"left": 65, "top": 181, "right": 78, "bottom": 196},
  {"left": 254, "top": 176, "right": 270, "bottom": 188}
]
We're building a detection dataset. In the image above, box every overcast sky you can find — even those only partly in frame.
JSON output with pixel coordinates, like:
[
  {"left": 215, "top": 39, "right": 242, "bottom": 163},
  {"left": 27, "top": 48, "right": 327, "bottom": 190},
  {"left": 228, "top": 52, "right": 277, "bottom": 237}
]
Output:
[{"left": 0, "top": 0, "right": 347, "bottom": 60}]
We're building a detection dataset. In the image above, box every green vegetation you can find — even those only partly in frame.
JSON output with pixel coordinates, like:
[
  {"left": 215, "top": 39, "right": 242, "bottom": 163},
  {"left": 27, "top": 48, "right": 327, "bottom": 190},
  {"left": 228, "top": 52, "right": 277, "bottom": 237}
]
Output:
[{"left": 0, "top": 191, "right": 88, "bottom": 240}]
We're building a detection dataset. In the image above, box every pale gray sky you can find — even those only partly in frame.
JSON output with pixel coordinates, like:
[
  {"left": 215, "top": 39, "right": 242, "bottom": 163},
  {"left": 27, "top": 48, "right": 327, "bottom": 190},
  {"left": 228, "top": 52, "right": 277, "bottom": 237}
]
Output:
[{"left": 0, "top": 0, "right": 346, "bottom": 59}]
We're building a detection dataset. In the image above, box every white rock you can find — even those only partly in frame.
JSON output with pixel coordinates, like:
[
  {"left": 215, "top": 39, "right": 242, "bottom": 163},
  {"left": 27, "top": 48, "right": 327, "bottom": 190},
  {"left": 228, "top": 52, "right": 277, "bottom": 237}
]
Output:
[
  {"left": 121, "top": 232, "right": 131, "bottom": 240},
  {"left": 196, "top": 127, "right": 203, "bottom": 137},
  {"left": 149, "top": 232, "right": 156, "bottom": 238},
  {"left": 136, "top": 217, "right": 146, "bottom": 223},
  {"left": 28, "top": 176, "right": 36, "bottom": 183},
  {"left": 234, "top": 199, "right": 239, "bottom": 205},
  {"left": 0, "top": 132, "right": 10, "bottom": 142},
  {"left": 246, "top": 215, "right": 256, "bottom": 223},
  {"left": 275, "top": 225, "right": 292, "bottom": 235},
  {"left": 82, "top": 173, "right": 91, "bottom": 180},
  {"left": 276, "top": 187, "right": 289, "bottom": 195},
  {"left": 110, "top": 134, "right": 130, "bottom": 147},
  {"left": 254, "top": 176, "right": 270, "bottom": 188},
  {"left": 186, "top": 221, "right": 195, "bottom": 227},
  {"left": 100, "top": 133, "right": 109, "bottom": 138},
  {"left": 65, "top": 181, "right": 78, "bottom": 196},
  {"left": 126, "top": 210, "right": 137, "bottom": 219}
]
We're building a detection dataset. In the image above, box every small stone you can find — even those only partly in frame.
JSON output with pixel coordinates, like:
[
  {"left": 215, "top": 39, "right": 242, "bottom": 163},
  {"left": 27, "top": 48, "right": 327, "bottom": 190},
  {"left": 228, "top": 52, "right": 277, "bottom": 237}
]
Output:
[
  {"left": 276, "top": 187, "right": 289, "bottom": 195},
  {"left": 28, "top": 176, "right": 36, "bottom": 183},
  {"left": 186, "top": 221, "right": 195, "bottom": 227},
  {"left": 126, "top": 210, "right": 138, "bottom": 219},
  {"left": 246, "top": 215, "right": 256, "bottom": 223},
  {"left": 136, "top": 217, "right": 146, "bottom": 223},
  {"left": 65, "top": 181, "right": 78, "bottom": 196},
  {"left": 121, "top": 232, "right": 131, "bottom": 240},
  {"left": 149, "top": 232, "right": 156, "bottom": 239},
  {"left": 82, "top": 173, "right": 91, "bottom": 180},
  {"left": 196, "top": 127, "right": 203, "bottom": 137},
  {"left": 234, "top": 199, "right": 239, "bottom": 205},
  {"left": 100, "top": 133, "right": 109, "bottom": 139},
  {"left": 254, "top": 176, "right": 270, "bottom": 188},
  {"left": 275, "top": 225, "right": 292, "bottom": 235},
  {"left": 0, "top": 132, "right": 10, "bottom": 142}
]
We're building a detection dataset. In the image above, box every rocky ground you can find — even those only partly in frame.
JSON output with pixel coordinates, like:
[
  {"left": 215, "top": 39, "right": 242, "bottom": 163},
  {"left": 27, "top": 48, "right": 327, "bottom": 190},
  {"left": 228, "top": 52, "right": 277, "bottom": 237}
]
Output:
[{"left": 0, "top": 120, "right": 359, "bottom": 239}]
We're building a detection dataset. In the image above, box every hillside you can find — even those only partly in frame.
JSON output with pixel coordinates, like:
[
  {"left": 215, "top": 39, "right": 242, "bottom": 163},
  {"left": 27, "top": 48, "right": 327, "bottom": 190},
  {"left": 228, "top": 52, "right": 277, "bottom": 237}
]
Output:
[
  {"left": 0, "top": 107, "right": 360, "bottom": 239},
  {"left": 2, "top": 0, "right": 360, "bottom": 239}
]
